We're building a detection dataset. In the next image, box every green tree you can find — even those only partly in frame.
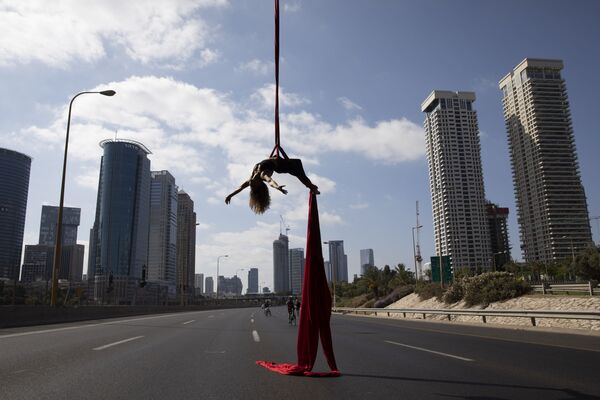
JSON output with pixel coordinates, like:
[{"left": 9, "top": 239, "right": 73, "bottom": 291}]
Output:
[
  {"left": 573, "top": 246, "right": 600, "bottom": 281},
  {"left": 362, "top": 266, "right": 381, "bottom": 298}
]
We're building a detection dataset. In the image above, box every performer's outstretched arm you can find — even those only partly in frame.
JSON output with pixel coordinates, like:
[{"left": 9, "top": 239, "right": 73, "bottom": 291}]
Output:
[
  {"left": 225, "top": 181, "right": 250, "bottom": 204},
  {"left": 261, "top": 172, "right": 287, "bottom": 194}
]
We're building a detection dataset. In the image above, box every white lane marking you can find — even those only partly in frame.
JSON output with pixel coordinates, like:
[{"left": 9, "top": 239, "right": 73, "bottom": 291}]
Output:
[
  {"left": 208, "top": 315, "right": 215, "bottom": 318},
  {"left": 12, "top": 369, "right": 27, "bottom": 374},
  {"left": 250, "top": 318, "right": 255, "bottom": 324},
  {"left": 252, "top": 330, "right": 260, "bottom": 342},
  {"left": 384, "top": 340, "right": 474, "bottom": 362},
  {"left": 93, "top": 336, "right": 144, "bottom": 351},
  {"left": 0, "top": 311, "right": 208, "bottom": 340},
  {"left": 205, "top": 350, "right": 226, "bottom": 354},
  {"left": 182, "top": 320, "right": 195, "bottom": 325}
]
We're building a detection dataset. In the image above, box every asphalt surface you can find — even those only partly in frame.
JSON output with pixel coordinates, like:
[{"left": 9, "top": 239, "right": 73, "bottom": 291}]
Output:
[{"left": 1, "top": 306, "right": 600, "bottom": 400}]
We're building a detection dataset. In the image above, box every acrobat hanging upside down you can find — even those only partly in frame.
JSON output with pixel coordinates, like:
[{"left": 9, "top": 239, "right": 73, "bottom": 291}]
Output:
[{"left": 225, "top": 156, "right": 320, "bottom": 214}]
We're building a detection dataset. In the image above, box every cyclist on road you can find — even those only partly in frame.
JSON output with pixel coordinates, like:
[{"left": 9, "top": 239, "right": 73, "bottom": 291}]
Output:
[{"left": 286, "top": 296, "right": 296, "bottom": 325}]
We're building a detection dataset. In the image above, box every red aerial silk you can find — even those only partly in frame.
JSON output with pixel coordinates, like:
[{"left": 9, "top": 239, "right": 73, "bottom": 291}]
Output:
[{"left": 256, "top": 193, "right": 340, "bottom": 377}]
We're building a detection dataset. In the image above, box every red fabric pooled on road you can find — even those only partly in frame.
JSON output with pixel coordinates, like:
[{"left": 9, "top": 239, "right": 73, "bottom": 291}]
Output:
[{"left": 256, "top": 192, "right": 340, "bottom": 377}]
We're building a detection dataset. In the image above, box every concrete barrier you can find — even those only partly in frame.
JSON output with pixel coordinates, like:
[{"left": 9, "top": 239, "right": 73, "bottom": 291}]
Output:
[{"left": 0, "top": 302, "right": 261, "bottom": 329}]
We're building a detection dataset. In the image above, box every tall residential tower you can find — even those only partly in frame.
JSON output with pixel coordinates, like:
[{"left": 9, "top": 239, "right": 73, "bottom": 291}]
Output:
[
  {"left": 499, "top": 59, "right": 592, "bottom": 263},
  {"left": 422, "top": 91, "right": 491, "bottom": 271},
  {"left": 0, "top": 148, "right": 31, "bottom": 281}
]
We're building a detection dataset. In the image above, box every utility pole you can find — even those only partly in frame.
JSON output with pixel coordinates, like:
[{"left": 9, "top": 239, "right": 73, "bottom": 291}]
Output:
[{"left": 415, "top": 201, "right": 423, "bottom": 280}]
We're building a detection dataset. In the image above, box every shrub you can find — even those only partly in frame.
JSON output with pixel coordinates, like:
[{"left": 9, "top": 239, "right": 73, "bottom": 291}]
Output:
[
  {"left": 414, "top": 281, "right": 444, "bottom": 301},
  {"left": 442, "top": 278, "right": 466, "bottom": 304},
  {"left": 463, "top": 271, "right": 531, "bottom": 307},
  {"left": 361, "top": 298, "right": 376, "bottom": 308},
  {"left": 374, "top": 285, "right": 414, "bottom": 308}
]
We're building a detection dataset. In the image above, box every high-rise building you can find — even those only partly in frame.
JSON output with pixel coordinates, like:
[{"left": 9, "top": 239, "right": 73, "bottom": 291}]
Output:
[
  {"left": 360, "top": 249, "right": 374, "bottom": 276},
  {"left": 148, "top": 170, "right": 178, "bottom": 297},
  {"left": 39, "top": 206, "right": 80, "bottom": 246},
  {"left": 25, "top": 205, "right": 85, "bottom": 282},
  {"left": 205, "top": 276, "right": 214, "bottom": 294},
  {"left": 422, "top": 91, "right": 491, "bottom": 271},
  {"left": 327, "top": 241, "right": 348, "bottom": 283},
  {"left": 328, "top": 240, "right": 348, "bottom": 282},
  {"left": 0, "top": 148, "right": 31, "bottom": 281},
  {"left": 273, "top": 233, "right": 289, "bottom": 293},
  {"left": 21, "top": 245, "right": 54, "bottom": 282},
  {"left": 289, "top": 248, "right": 304, "bottom": 295},
  {"left": 176, "top": 191, "right": 196, "bottom": 302},
  {"left": 88, "top": 139, "right": 151, "bottom": 303},
  {"left": 218, "top": 275, "right": 242, "bottom": 296},
  {"left": 486, "top": 202, "right": 511, "bottom": 270},
  {"left": 324, "top": 261, "right": 331, "bottom": 283},
  {"left": 247, "top": 267, "right": 259, "bottom": 294},
  {"left": 195, "top": 273, "right": 204, "bottom": 295},
  {"left": 499, "top": 59, "right": 593, "bottom": 263}
]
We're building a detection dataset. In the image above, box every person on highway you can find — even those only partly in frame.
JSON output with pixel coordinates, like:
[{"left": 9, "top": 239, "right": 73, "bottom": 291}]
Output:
[
  {"left": 294, "top": 298, "right": 301, "bottom": 314},
  {"left": 286, "top": 296, "right": 296, "bottom": 324}
]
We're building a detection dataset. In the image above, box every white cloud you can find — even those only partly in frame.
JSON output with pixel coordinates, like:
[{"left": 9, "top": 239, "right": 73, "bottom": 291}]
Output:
[
  {"left": 0, "top": 0, "right": 228, "bottom": 68},
  {"left": 251, "top": 84, "right": 310, "bottom": 109},
  {"left": 283, "top": 2, "right": 301, "bottom": 13},
  {"left": 349, "top": 202, "right": 369, "bottom": 210},
  {"left": 337, "top": 96, "right": 363, "bottom": 111},
  {"left": 237, "top": 59, "right": 273, "bottom": 76}
]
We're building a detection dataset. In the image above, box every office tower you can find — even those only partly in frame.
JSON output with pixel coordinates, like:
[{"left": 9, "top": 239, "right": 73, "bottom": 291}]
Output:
[
  {"left": 360, "top": 249, "right": 374, "bottom": 276},
  {"left": 205, "top": 276, "right": 214, "bottom": 294},
  {"left": 486, "top": 202, "right": 511, "bottom": 270},
  {"left": 39, "top": 206, "right": 80, "bottom": 246},
  {"left": 195, "top": 273, "right": 204, "bottom": 295},
  {"left": 0, "top": 148, "right": 31, "bottom": 281},
  {"left": 422, "top": 91, "right": 491, "bottom": 271},
  {"left": 327, "top": 240, "right": 348, "bottom": 283},
  {"left": 273, "top": 233, "right": 289, "bottom": 293},
  {"left": 218, "top": 275, "right": 242, "bottom": 296},
  {"left": 324, "top": 261, "right": 331, "bottom": 283},
  {"left": 499, "top": 58, "right": 593, "bottom": 263},
  {"left": 176, "top": 191, "right": 196, "bottom": 301},
  {"left": 88, "top": 139, "right": 151, "bottom": 303},
  {"left": 289, "top": 248, "right": 304, "bottom": 295},
  {"left": 21, "top": 245, "right": 54, "bottom": 282},
  {"left": 247, "top": 267, "right": 259, "bottom": 294},
  {"left": 148, "top": 171, "right": 178, "bottom": 297},
  {"left": 27, "top": 205, "right": 84, "bottom": 282}
]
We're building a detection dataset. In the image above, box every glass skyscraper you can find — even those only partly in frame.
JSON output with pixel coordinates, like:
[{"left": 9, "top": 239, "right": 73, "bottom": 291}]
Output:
[
  {"left": 0, "top": 147, "right": 31, "bottom": 281},
  {"left": 88, "top": 139, "right": 151, "bottom": 302}
]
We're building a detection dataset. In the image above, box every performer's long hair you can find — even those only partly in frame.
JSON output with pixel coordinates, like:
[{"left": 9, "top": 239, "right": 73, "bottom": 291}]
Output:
[{"left": 249, "top": 180, "right": 271, "bottom": 214}]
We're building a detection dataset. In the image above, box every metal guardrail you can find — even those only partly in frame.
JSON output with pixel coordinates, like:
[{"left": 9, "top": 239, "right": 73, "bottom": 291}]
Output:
[
  {"left": 531, "top": 281, "right": 598, "bottom": 295},
  {"left": 332, "top": 307, "right": 600, "bottom": 327}
]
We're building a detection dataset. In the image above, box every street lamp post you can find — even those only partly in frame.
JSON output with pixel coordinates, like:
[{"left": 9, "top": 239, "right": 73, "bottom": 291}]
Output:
[
  {"left": 412, "top": 225, "right": 423, "bottom": 280},
  {"left": 323, "top": 241, "right": 336, "bottom": 309},
  {"left": 50, "top": 90, "right": 116, "bottom": 307},
  {"left": 216, "top": 255, "right": 228, "bottom": 299}
]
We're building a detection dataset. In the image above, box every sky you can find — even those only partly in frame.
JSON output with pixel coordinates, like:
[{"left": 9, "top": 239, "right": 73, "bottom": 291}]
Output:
[{"left": 1, "top": 0, "right": 599, "bottom": 291}]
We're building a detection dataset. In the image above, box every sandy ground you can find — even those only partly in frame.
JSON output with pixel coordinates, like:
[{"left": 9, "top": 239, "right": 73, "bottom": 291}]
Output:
[{"left": 378, "top": 293, "right": 600, "bottom": 331}]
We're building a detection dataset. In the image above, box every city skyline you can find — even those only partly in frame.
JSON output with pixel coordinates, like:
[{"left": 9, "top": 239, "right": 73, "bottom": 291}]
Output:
[{"left": 1, "top": 2, "right": 600, "bottom": 290}]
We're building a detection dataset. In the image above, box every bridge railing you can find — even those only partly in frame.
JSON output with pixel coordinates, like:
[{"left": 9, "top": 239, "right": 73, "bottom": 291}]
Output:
[{"left": 332, "top": 307, "right": 600, "bottom": 327}]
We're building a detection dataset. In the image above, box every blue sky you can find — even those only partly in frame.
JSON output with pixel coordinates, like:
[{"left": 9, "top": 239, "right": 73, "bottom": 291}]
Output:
[{"left": 1, "top": 0, "right": 599, "bottom": 290}]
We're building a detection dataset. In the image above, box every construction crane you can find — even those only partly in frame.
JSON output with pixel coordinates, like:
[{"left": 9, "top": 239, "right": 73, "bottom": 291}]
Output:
[{"left": 280, "top": 215, "right": 291, "bottom": 237}]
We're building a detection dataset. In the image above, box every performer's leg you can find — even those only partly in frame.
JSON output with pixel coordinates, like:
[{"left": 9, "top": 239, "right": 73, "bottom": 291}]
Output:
[{"left": 288, "top": 159, "right": 319, "bottom": 192}]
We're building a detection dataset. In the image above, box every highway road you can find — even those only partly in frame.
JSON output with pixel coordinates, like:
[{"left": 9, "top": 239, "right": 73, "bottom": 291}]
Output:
[{"left": 1, "top": 306, "right": 600, "bottom": 400}]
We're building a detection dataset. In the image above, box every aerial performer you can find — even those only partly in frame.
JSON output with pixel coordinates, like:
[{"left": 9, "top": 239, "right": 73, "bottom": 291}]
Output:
[
  {"left": 225, "top": 157, "right": 320, "bottom": 214},
  {"left": 227, "top": 0, "right": 339, "bottom": 377}
]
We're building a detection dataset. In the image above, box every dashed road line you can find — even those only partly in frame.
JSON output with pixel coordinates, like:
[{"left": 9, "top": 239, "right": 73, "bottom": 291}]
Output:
[
  {"left": 384, "top": 340, "right": 474, "bottom": 362},
  {"left": 93, "top": 336, "right": 144, "bottom": 351},
  {"left": 252, "top": 330, "right": 261, "bottom": 342},
  {"left": 182, "top": 320, "right": 195, "bottom": 325}
]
